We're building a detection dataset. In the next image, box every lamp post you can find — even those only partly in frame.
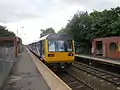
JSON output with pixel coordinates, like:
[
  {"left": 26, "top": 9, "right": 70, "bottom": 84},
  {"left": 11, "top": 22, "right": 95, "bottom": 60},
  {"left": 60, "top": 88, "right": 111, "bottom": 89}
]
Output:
[{"left": 16, "top": 27, "right": 24, "bottom": 37}]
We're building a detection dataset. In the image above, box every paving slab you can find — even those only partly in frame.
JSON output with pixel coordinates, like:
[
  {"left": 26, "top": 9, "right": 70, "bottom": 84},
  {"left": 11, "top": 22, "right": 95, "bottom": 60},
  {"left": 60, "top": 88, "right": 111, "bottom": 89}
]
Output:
[{"left": 1, "top": 48, "right": 50, "bottom": 90}]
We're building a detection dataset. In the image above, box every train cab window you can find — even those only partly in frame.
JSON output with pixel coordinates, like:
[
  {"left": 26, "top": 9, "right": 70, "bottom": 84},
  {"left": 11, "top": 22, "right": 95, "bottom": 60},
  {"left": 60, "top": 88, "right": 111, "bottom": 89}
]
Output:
[
  {"left": 48, "top": 40, "right": 56, "bottom": 52},
  {"left": 109, "top": 42, "right": 117, "bottom": 51},
  {"left": 48, "top": 40, "right": 73, "bottom": 52},
  {"left": 58, "top": 40, "right": 65, "bottom": 51},
  {"left": 65, "top": 40, "right": 73, "bottom": 52}
]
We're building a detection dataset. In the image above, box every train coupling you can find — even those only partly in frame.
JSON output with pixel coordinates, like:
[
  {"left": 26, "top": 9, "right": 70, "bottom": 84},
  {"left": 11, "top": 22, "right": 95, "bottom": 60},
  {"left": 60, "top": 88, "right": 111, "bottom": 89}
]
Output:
[{"left": 60, "top": 63, "right": 65, "bottom": 69}]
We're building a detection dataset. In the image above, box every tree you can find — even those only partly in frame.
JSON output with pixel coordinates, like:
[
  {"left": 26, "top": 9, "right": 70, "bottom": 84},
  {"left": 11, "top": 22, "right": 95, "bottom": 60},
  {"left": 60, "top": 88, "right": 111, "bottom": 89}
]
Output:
[
  {"left": 57, "top": 7, "right": 120, "bottom": 54},
  {"left": 90, "top": 7, "right": 120, "bottom": 37},
  {"left": 40, "top": 27, "right": 55, "bottom": 37},
  {"left": 65, "top": 11, "right": 93, "bottom": 54},
  {"left": 0, "top": 25, "right": 15, "bottom": 37},
  {"left": 57, "top": 27, "right": 69, "bottom": 34}
]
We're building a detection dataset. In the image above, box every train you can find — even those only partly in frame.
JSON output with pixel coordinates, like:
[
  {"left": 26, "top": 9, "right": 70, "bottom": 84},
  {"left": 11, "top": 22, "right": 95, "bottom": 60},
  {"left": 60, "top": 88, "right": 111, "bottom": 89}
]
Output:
[{"left": 28, "top": 34, "right": 75, "bottom": 70}]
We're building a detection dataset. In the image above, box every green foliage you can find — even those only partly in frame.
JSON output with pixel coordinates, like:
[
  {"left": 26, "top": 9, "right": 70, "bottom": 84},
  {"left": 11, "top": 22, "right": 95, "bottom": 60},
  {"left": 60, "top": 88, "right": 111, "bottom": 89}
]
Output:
[
  {"left": 58, "top": 7, "right": 120, "bottom": 54},
  {"left": 0, "top": 25, "right": 15, "bottom": 37},
  {"left": 40, "top": 27, "right": 55, "bottom": 37},
  {"left": 57, "top": 27, "right": 69, "bottom": 34},
  {"left": 90, "top": 7, "right": 120, "bottom": 37}
]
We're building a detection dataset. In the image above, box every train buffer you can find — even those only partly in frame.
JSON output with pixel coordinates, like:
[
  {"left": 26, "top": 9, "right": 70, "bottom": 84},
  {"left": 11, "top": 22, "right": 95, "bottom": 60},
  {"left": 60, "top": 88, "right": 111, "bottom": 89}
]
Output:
[{"left": 1, "top": 47, "right": 71, "bottom": 90}]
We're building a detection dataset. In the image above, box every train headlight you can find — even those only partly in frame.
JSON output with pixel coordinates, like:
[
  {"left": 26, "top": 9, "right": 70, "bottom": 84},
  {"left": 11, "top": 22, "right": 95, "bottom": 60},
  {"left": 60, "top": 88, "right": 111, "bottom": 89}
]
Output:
[
  {"left": 48, "top": 54, "right": 54, "bottom": 57},
  {"left": 68, "top": 53, "right": 74, "bottom": 56}
]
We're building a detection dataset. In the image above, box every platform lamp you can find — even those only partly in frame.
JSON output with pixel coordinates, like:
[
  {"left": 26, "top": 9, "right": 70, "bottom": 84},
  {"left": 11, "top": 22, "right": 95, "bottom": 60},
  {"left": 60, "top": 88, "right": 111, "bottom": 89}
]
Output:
[
  {"left": 16, "top": 26, "right": 24, "bottom": 37},
  {"left": 16, "top": 26, "right": 24, "bottom": 57}
]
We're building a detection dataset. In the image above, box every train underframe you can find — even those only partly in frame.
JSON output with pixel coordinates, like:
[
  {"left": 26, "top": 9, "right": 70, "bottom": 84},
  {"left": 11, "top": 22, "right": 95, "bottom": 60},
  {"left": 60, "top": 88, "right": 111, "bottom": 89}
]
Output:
[{"left": 43, "top": 61, "right": 73, "bottom": 71}]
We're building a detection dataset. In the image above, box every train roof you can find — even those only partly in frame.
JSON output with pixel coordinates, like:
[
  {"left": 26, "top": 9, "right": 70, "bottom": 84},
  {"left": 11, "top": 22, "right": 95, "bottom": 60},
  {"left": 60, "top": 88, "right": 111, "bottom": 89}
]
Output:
[
  {"left": 28, "top": 34, "right": 73, "bottom": 45},
  {"left": 39, "top": 34, "right": 73, "bottom": 41}
]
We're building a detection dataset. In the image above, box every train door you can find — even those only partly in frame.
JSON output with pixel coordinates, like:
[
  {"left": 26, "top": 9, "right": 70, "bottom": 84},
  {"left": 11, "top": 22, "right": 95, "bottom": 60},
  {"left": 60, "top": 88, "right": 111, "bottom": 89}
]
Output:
[
  {"left": 37, "top": 42, "right": 40, "bottom": 56},
  {"left": 39, "top": 40, "right": 44, "bottom": 58},
  {"left": 39, "top": 41, "right": 42, "bottom": 57}
]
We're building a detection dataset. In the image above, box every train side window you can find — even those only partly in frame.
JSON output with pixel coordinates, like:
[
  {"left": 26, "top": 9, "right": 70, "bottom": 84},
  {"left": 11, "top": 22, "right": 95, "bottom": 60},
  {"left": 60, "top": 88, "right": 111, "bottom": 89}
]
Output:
[{"left": 109, "top": 42, "right": 117, "bottom": 51}]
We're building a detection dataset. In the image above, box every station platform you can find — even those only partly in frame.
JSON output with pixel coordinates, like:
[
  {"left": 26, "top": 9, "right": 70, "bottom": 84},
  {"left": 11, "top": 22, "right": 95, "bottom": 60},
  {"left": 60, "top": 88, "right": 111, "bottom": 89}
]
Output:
[
  {"left": 76, "top": 54, "right": 120, "bottom": 66},
  {"left": 1, "top": 47, "right": 71, "bottom": 90},
  {"left": 1, "top": 47, "right": 50, "bottom": 90}
]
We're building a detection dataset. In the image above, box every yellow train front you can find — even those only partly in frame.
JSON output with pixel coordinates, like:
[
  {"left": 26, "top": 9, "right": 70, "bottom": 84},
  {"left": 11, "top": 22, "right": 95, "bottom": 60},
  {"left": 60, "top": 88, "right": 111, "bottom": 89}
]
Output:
[{"left": 29, "top": 34, "right": 75, "bottom": 70}]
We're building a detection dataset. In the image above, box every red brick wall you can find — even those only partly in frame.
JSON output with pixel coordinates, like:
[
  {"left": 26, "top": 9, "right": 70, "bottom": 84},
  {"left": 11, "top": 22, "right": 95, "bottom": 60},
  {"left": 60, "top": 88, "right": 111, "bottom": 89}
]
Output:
[{"left": 92, "top": 37, "right": 120, "bottom": 59}]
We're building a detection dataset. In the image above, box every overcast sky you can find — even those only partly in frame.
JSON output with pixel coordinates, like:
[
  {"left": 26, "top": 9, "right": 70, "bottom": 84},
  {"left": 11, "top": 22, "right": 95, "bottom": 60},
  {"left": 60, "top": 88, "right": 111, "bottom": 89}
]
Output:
[{"left": 0, "top": 0, "right": 120, "bottom": 44}]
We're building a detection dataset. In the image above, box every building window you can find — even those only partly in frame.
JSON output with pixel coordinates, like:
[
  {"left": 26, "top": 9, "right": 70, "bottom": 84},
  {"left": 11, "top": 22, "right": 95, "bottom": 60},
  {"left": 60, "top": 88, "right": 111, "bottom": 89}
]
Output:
[{"left": 109, "top": 42, "right": 117, "bottom": 51}]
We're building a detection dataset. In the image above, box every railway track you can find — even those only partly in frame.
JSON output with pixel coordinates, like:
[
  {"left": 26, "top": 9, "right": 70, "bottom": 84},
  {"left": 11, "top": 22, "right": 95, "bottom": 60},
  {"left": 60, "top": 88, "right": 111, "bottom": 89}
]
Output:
[
  {"left": 32, "top": 51, "right": 120, "bottom": 90},
  {"left": 31, "top": 51, "right": 93, "bottom": 90},
  {"left": 57, "top": 71, "right": 95, "bottom": 90},
  {"left": 71, "top": 61, "right": 120, "bottom": 90}
]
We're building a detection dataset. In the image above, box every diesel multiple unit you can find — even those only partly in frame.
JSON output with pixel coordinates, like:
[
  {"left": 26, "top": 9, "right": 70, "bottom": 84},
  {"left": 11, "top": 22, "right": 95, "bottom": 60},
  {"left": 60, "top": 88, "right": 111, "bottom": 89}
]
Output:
[{"left": 28, "top": 34, "right": 75, "bottom": 69}]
